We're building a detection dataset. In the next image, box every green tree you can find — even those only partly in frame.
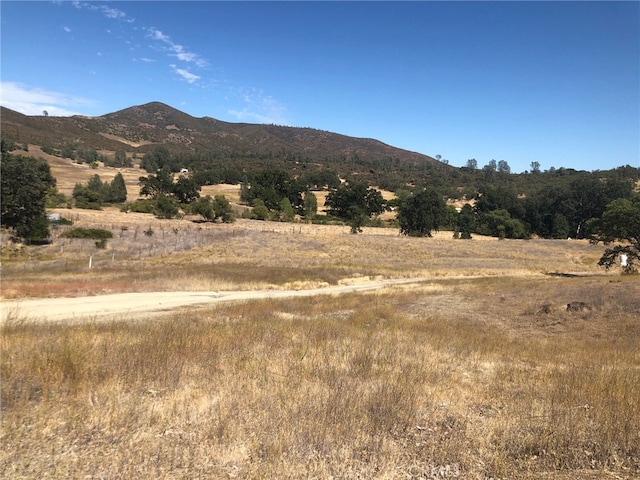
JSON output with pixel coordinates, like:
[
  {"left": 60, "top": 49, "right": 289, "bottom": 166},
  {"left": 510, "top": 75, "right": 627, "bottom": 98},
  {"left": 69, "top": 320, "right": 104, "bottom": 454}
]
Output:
[
  {"left": 108, "top": 172, "right": 128, "bottom": 203},
  {"left": 140, "top": 146, "right": 171, "bottom": 173},
  {"left": 476, "top": 209, "right": 527, "bottom": 239},
  {"left": 251, "top": 198, "right": 270, "bottom": 221},
  {"left": 139, "top": 167, "right": 174, "bottom": 198},
  {"left": 569, "top": 173, "right": 634, "bottom": 239},
  {"left": 73, "top": 174, "right": 108, "bottom": 209},
  {"left": 86, "top": 174, "right": 106, "bottom": 195},
  {"left": 475, "top": 185, "right": 524, "bottom": 219},
  {"left": 325, "top": 181, "right": 385, "bottom": 221},
  {"left": 303, "top": 191, "right": 318, "bottom": 218},
  {"left": 348, "top": 209, "right": 368, "bottom": 234},
  {"left": 587, "top": 194, "right": 640, "bottom": 273},
  {"left": 278, "top": 197, "right": 296, "bottom": 222},
  {"left": 497, "top": 160, "right": 511, "bottom": 174},
  {"left": 115, "top": 149, "right": 131, "bottom": 167},
  {"left": 523, "top": 184, "right": 573, "bottom": 238},
  {"left": 1, "top": 153, "right": 56, "bottom": 241},
  {"left": 78, "top": 147, "right": 98, "bottom": 164},
  {"left": 482, "top": 160, "right": 497, "bottom": 182},
  {"left": 552, "top": 213, "right": 570, "bottom": 239},
  {"left": 73, "top": 183, "right": 103, "bottom": 209},
  {"left": 397, "top": 189, "right": 447, "bottom": 237},
  {"left": 139, "top": 168, "right": 201, "bottom": 205},
  {"left": 61, "top": 143, "right": 75, "bottom": 160},
  {"left": 300, "top": 170, "right": 341, "bottom": 190},
  {"left": 213, "top": 195, "right": 235, "bottom": 223},
  {"left": 457, "top": 204, "right": 475, "bottom": 239},
  {"left": 191, "top": 196, "right": 215, "bottom": 221},
  {"left": 192, "top": 195, "right": 235, "bottom": 223},
  {"left": 465, "top": 158, "right": 478, "bottom": 170},
  {"left": 443, "top": 204, "right": 459, "bottom": 229},
  {"left": 240, "top": 169, "right": 303, "bottom": 212},
  {"left": 172, "top": 176, "right": 200, "bottom": 204},
  {"left": 72, "top": 173, "right": 127, "bottom": 207},
  {"left": 154, "top": 195, "right": 179, "bottom": 219}
]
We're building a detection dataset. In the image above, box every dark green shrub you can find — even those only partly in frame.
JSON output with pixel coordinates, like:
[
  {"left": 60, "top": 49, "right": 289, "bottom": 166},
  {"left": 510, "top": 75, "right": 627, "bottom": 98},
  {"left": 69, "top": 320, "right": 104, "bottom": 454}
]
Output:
[
  {"left": 129, "top": 199, "right": 156, "bottom": 214},
  {"left": 62, "top": 228, "right": 113, "bottom": 240}
]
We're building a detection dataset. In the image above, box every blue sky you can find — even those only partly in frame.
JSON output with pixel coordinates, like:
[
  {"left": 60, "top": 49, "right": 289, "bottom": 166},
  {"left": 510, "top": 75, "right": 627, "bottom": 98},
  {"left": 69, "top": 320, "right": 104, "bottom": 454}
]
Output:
[{"left": 1, "top": 1, "right": 638, "bottom": 173}]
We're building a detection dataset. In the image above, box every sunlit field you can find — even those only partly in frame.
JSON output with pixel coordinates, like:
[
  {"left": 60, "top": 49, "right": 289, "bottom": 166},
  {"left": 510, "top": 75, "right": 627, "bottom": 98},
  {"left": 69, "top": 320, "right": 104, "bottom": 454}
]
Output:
[
  {"left": 0, "top": 205, "right": 607, "bottom": 298},
  {"left": 1, "top": 208, "right": 639, "bottom": 479}
]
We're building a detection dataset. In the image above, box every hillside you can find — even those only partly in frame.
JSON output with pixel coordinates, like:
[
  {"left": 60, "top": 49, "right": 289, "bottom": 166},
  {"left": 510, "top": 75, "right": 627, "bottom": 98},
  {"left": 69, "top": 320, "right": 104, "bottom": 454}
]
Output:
[{"left": 1, "top": 102, "right": 440, "bottom": 172}]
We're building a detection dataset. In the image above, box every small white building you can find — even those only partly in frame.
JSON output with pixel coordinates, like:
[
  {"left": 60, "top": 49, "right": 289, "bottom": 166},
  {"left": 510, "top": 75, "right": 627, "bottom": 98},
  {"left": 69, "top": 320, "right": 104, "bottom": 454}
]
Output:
[{"left": 620, "top": 254, "right": 628, "bottom": 268}]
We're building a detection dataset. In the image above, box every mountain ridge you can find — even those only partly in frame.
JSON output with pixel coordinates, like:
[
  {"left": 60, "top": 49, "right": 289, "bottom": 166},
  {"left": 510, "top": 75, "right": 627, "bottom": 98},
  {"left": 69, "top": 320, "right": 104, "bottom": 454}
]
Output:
[{"left": 1, "top": 102, "right": 440, "bottom": 168}]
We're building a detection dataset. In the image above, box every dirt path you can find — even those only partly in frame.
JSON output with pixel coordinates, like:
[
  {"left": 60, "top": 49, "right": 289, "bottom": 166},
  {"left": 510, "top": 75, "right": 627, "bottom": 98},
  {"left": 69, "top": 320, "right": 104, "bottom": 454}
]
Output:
[{"left": 1, "top": 277, "right": 430, "bottom": 323}]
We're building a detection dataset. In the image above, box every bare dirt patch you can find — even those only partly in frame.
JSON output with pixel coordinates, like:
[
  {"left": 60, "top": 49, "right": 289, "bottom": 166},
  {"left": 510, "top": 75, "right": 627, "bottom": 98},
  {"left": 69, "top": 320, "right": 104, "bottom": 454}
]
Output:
[{"left": 98, "top": 132, "right": 153, "bottom": 148}]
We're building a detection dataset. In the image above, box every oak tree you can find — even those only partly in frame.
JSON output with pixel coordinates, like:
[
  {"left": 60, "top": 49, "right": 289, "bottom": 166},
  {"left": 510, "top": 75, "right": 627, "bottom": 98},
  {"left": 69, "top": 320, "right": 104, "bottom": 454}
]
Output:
[
  {"left": 1, "top": 153, "right": 56, "bottom": 241},
  {"left": 588, "top": 194, "right": 640, "bottom": 273}
]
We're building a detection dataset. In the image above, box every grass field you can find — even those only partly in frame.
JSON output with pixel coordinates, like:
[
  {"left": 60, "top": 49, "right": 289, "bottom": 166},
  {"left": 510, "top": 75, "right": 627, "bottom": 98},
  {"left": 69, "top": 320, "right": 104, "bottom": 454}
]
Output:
[{"left": 1, "top": 206, "right": 639, "bottom": 479}]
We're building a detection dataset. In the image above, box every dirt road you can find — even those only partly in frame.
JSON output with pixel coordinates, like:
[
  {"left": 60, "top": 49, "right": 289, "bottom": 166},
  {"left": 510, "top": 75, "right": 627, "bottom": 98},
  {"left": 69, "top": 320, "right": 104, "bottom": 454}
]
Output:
[{"left": 1, "top": 277, "right": 427, "bottom": 323}]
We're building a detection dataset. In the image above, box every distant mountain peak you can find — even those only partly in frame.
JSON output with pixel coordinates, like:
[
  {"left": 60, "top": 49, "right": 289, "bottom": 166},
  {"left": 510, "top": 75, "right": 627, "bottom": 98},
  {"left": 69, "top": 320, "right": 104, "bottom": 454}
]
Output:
[{"left": 1, "top": 102, "right": 444, "bottom": 186}]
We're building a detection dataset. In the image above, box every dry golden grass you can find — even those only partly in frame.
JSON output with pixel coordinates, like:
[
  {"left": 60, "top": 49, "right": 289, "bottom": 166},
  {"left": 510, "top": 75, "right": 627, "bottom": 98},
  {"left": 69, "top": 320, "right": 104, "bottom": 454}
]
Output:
[
  {"left": 1, "top": 206, "right": 606, "bottom": 299},
  {"left": 200, "top": 184, "right": 243, "bottom": 204},
  {"left": 28, "top": 146, "right": 144, "bottom": 202},
  {"left": 2, "top": 204, "right": 639, "bottom": 479},
  {"left": 1, "top": 276, "right": 639, "bottom": 479}
]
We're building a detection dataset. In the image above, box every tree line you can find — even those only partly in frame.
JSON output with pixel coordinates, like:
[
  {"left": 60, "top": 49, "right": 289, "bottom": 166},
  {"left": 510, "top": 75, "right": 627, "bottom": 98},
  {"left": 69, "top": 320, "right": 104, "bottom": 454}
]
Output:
[{"left": 1, "top": 142, "right": 638, "bottom": 271}]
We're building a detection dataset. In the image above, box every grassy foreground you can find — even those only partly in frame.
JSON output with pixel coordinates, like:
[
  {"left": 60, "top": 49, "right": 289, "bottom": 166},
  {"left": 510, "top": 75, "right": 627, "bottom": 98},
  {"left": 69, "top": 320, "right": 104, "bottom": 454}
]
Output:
[
  {"left": 2, "top": 274, "right": 639, "bottom": 479},
  {"left": 2, "top": 209, "right": 639, "bottom": 478}
]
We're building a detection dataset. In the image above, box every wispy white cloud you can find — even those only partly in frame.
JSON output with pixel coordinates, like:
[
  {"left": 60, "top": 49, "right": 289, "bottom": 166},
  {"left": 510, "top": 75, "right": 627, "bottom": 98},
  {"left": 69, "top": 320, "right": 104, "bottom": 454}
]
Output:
[
  {"left": 64, "top": 26, "right": 71, "bottom": 33},
  {"left": 71, "top": 1, "right": 134, "bottom": 23},
  {"left": 228, "top": 88, "right": 290, "bottom": 125},
  {"left": 99, "top": 5, "right": 128, "bottom": 20},
  {"left": 170, "top": 65, "right": 200, "bottom": 84},
  {"left": 147, "top": 27, "right": 208, "bottom": 69},
  {"left": 0, "top": 82, "right": 95, "bottom": 116}
]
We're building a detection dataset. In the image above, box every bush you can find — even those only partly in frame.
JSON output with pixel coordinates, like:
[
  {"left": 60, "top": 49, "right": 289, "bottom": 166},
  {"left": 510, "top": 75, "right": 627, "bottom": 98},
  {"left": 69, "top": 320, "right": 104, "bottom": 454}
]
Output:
[
  {"left": 62, "top": 228, "right": 113, "bottom": 240},
  {"left": 49, "top": 216, "right": 73, "bottom": 226},
  {"left": 129, "top": 199, "right": 156, "bottom": 214},
  {"left": 46, "top": 191, "right": 69, "bottom": 208},
  {"left": 251, "top": 199, "right": 270, "bottom": 221},
  {"left": 154, "top": 195, "right": 179, "bottom": 219}
]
